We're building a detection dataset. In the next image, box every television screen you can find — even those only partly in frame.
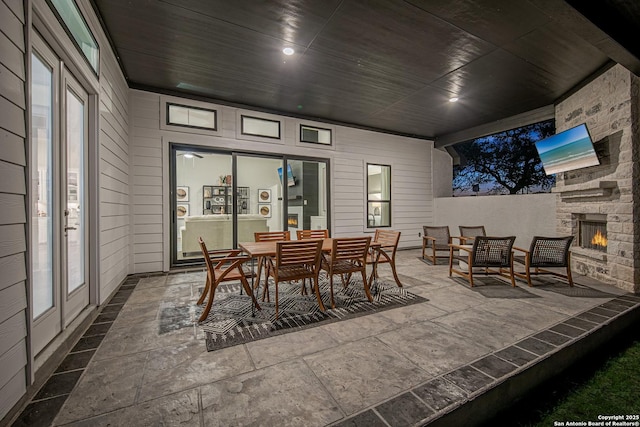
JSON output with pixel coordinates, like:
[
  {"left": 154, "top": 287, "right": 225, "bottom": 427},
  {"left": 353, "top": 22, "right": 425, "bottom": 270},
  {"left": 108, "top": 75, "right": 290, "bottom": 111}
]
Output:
[
  {"left": 535, "top": 123, "right": 600, "bottom": 175},
  {"left": 277, "top": 164, "right": 295, "bottom": 187}
]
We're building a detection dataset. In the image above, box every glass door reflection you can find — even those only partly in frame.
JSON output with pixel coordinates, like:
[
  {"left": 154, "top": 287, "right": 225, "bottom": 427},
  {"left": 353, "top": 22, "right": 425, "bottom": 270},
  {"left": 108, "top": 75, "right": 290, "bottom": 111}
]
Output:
[{"left": 175, "top": 150, "right": 232, "bottom": 260}]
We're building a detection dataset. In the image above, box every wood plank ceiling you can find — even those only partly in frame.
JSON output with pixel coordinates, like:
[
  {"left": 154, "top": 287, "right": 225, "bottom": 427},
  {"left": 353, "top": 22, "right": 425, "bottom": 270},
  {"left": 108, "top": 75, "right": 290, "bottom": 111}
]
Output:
[{"left": 92, "top": 0, "right": 640, "bottom": 142}]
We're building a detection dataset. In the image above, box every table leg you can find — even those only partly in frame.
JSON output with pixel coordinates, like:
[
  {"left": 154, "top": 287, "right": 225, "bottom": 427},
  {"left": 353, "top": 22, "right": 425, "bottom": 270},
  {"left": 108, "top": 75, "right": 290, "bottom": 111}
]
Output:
[
  {"left": 250, "top": 257, "right": 256, "bottom": 317},
  {"left": 368, "top": 248, "right": 382, "bottom": 294}
]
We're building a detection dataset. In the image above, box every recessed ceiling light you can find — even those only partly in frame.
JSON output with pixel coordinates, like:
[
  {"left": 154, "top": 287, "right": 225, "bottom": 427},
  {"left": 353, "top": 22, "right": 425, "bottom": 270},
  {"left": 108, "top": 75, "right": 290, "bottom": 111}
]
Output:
[
  {"left": 449, "top": 97, "right": 459, "bottom": 102},
  {"left": 283, "top": 47, "right": 295, "bottom": 56}
]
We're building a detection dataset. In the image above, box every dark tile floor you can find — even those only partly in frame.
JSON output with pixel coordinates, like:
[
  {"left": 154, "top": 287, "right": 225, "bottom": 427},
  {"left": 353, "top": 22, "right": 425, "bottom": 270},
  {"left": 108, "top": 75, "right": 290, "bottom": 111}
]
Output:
[{"left": 10, "top": 278, "right": 140, "bottom": 427}]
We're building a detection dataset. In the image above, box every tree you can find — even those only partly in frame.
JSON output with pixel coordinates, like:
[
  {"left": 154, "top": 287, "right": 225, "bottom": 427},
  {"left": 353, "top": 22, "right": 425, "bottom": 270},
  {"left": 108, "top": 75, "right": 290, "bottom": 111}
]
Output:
[{"left": 452, "top": 120, "right": 556, "bottom": 195}]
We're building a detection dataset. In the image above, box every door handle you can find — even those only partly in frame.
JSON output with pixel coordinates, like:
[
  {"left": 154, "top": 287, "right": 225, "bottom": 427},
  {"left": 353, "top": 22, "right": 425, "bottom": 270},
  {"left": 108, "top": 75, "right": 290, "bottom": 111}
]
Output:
[{"left": 65, "top": 226, "right": 77, "bottom": 231}]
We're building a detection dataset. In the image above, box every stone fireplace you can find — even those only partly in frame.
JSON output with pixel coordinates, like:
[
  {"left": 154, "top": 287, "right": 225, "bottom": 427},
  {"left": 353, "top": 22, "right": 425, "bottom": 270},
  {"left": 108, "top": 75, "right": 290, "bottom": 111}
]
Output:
[{"left": 553, "top": 64, "right": 639, "bottom": 293}]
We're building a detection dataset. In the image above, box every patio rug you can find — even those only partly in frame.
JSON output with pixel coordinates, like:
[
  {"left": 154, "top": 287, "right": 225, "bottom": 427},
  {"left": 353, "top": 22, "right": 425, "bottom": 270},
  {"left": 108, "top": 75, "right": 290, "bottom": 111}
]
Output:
[{"left": 196, "top": 277, "right": 427, "bottom": 352}]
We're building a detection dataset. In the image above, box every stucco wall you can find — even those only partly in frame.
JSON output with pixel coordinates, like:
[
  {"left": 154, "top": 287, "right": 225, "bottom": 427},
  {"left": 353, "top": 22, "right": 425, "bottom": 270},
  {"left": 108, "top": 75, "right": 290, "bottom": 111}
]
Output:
[{"left": 434, "top": 193, "right": 557, "bottom": 248}]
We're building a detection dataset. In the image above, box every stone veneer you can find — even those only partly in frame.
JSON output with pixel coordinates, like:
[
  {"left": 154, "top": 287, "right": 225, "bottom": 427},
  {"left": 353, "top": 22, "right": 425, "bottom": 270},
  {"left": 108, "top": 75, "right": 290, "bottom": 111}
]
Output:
[{"left": 553, "top": 64, "right": 639, "bottom": 293}]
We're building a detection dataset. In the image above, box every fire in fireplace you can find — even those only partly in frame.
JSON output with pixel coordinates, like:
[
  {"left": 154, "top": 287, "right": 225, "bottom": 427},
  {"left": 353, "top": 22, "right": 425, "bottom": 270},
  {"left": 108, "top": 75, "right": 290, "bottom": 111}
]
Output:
[
  {"left": 579, "top": 220, "right": 607, "bottom": 252},
  {"left": 287, "top": 213, "right": 298, "bottom": 228}
]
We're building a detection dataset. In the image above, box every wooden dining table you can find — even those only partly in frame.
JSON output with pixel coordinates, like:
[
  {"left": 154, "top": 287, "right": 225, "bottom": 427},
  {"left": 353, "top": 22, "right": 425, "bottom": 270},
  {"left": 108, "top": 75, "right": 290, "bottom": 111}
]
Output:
[{"left": 238, "top": 237, "right": 382, "bottom": 314}]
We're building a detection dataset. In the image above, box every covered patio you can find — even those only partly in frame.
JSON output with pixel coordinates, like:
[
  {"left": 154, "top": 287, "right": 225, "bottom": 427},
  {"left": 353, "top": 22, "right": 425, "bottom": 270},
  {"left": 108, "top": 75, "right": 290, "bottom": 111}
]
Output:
[
  {"left": 13, "top": 249, "right": 640, "bottom": 426},
  {"left": 1, "top": 1, "right": 639, "bottom": 425}
]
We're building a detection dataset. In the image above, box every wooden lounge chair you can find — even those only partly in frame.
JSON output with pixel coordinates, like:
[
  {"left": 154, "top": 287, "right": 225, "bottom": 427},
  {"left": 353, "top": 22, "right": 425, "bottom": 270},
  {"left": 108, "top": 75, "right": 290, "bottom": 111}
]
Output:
[
  {"left": 513, "top": 236, "right": 574, "bottom": 287},
  {"left": 458, "top": 225, "right": 487, "bottom": 244},
  {"left": 449, "top": 236, "right": 516, "bottom": 287},
  {"left": 422, "top": 226, "right": 452, "bottom": 264}
]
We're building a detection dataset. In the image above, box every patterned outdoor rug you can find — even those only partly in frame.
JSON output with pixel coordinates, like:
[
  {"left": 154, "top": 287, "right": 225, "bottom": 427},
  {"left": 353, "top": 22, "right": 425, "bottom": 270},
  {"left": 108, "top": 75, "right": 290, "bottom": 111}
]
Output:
[{"left": 197, "top": 277, "right": 427, "bottom": 352}]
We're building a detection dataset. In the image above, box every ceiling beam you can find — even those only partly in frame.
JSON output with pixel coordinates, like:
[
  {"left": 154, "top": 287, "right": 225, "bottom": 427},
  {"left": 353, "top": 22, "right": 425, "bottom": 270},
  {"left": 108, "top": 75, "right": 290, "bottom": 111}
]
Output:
[
  {"left": 528, "top": 0, "right": 640, "bottom": 76},
  {"left": 434, "top": 105, "right": 555, "bottom": 149}
]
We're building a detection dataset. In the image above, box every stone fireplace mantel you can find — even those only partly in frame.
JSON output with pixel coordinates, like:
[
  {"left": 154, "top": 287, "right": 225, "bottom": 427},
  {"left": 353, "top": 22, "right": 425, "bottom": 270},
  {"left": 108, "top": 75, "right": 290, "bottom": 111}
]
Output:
[{"left": 552, "top": 180, "right": 617, "bottom": 201}]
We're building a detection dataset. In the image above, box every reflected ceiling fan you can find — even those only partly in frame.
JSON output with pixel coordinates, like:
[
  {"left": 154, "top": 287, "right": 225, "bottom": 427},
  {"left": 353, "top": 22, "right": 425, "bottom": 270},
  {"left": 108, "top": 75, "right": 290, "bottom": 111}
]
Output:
[{"left": 178, "top": 152, "right": 203, "bottom": 159}]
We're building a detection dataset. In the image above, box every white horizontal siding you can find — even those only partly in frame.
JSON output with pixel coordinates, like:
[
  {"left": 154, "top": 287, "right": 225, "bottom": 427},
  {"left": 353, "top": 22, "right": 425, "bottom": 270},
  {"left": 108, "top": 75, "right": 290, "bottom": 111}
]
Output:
[
  {"left": 331, "top": 127, "right": 432, "bottom": 247},
  {"left": 0, "top": 0, "right": 26, "bottom": 419},
  {"left": 130, "top": 92, "right": 164, "bottom": 273},
  {"left": 98, "top": 41, "right": 130, "bottom": 302},
  {"left": 130, "top": 90, "right": 434, "bottom": 273}
]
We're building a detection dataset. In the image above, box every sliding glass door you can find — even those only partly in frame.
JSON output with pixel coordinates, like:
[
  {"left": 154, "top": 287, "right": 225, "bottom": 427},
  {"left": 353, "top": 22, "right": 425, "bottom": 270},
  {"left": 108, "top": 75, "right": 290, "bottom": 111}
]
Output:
[
  {"left": 171, "top": 146, "right": 329, "bottom": 265},
  {"left": 236, "top": 155, "right": 285, "bottom": 240},
  {"left": 174, "top": 149, "right": 232, "bottom": 260},
  {"left": 287, "top": 159, "right": 328, "bottom": 238}
]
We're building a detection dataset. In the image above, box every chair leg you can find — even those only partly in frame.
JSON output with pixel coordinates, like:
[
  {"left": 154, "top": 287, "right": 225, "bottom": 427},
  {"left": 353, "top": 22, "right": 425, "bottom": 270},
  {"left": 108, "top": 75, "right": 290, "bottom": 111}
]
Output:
[
  {"left": 525, "top": 268, "right": 532, "bottom": 287},
  {"left": 448, "top": 248, "right": 454, "bottom": 277},
  {"left": 261, "top": 263, "right": 271, "bottom": 302},
  {"left": 261, "top": 279, "right": 270, "bottom": 302},
  {"left": 525, "top": 258, "right": 533, "bottom": 287},
  {"left": 197, "top": 273, "right": 211, "bottom": 305},
  {"left": 255, "top": 257, "right": 264, "bottom": 290},
  {"left": 566, "top": 266, "right": 574, "bottom": 287},
  {"left": 239, "top": 274, "right": 261, "bottom": 311},
  {"left": 313, "top": 275, "right": 326, "bottom": 312},
  {"left": 389, "top": 259, "right": 402, "bottom": 287},
  {"left": 329, "top": 274, "right": 335, "bottom": 309},
  {"left": 361, "top": 269, "right": 373, "bottom": 302},
  {"left": 274, "top": 281, "right": 279, "bottom": 319},
  {"left": 198, "top": 282, "right": 218, "bottom": 322}
]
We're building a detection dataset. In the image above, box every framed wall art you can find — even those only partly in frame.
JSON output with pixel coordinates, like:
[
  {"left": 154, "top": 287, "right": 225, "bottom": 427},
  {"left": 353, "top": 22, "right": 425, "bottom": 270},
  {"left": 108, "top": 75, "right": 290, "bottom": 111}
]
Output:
[
  {"left": 176, "top": 203, "right": 190, "bottom": 218},
  {"left": 258, "top": 204, "right": 271, "bottom": 218},
  {"left": 258, "top": 189, "right": 271, "bottom": 203},
  {"left": 177, "top": 186, "right": 189, "bottom": 202}
]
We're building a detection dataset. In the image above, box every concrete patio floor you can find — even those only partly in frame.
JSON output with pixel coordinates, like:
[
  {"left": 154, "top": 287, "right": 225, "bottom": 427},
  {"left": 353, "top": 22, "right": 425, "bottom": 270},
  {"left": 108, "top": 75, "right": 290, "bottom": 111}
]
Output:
[{"left": 13, "top": 249, "right": 640, "bottom": 426}]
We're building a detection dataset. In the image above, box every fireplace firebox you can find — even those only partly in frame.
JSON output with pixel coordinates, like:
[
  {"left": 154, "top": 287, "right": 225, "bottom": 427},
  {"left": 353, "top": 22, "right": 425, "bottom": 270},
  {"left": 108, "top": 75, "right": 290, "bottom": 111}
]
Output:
[
  {"left": 288, "top": 213, "right": 299, "bottom": 228},
  {"left": 578, "top": 215, "right": 607, "bottom": 252}
]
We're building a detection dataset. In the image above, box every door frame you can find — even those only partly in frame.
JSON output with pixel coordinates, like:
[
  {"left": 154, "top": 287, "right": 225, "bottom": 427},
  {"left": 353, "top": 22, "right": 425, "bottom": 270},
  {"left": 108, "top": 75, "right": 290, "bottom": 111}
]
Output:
[
  {"left": 168, "top": 143, "right": 331, "bottom": 268},
  {"left": 28, "top": 21, "right": 100, "bottom": 372}
]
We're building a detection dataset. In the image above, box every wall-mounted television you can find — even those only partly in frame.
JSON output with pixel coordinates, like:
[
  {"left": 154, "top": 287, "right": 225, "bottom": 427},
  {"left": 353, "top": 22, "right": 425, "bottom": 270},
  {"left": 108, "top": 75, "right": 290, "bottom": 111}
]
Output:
[
  {"left": 535, "top": 123, "right": 600, "bottom": 175},
  {"left": 277, "top": 164, "right": 296, "bottom": 187}
]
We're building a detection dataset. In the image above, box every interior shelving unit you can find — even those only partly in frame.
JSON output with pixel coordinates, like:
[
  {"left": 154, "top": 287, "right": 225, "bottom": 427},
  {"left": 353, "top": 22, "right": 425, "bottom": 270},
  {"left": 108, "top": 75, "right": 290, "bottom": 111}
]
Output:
[{"left": 202, "top": 185, "right": 249, "bottom": 215}]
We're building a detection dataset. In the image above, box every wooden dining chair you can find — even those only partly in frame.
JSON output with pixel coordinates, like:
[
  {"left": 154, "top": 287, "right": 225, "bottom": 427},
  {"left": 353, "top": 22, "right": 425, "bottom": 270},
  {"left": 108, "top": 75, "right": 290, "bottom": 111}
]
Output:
[
  {"left": 265, "top": 239, "right": 324, "bottom": 318},
  {"left": 296, "top": 229, "right": 329, "bottom": 240},
  {"left": 366, "top": 229, "right": 402, "bottom": 288},
  {"left": 320, "top": 236, "right": 372, "bottom": 308},
  {"left": 197, "top": 237, "right": 260, "bottom": 322},
  {"left": 254, "top": 230, "right": 290, "bottom": 301}
]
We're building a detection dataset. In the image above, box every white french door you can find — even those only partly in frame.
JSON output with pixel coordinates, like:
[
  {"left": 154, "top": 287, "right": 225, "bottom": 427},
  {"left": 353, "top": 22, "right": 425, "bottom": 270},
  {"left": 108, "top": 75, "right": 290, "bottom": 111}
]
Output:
[
  {"left": 62, "top": 69, "right": 89, "bottom": 325},
  {"left": 31, "top": 33, "right": 90, "bottom": 355}
]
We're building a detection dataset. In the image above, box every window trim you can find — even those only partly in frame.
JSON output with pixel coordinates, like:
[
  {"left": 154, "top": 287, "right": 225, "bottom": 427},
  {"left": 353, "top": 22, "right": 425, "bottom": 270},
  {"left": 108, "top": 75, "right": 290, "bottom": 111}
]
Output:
[
  {"left": 299, "top": 124, "right": 332, "bottom": 146},
  {"left": 166, "top": 102, "right": 218, "bottom": 131},
  {"left": 46, "top": 0, "right": 100, "bottom": 76},
  {"left": 240, "top": 115, "right": 281, "bottom": 140},
  {"left": 160, "top": 96, "right": 223, "bottom": 137},
  {"left": 366, "top": 163, "right": 392, "bottom": 229}
]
